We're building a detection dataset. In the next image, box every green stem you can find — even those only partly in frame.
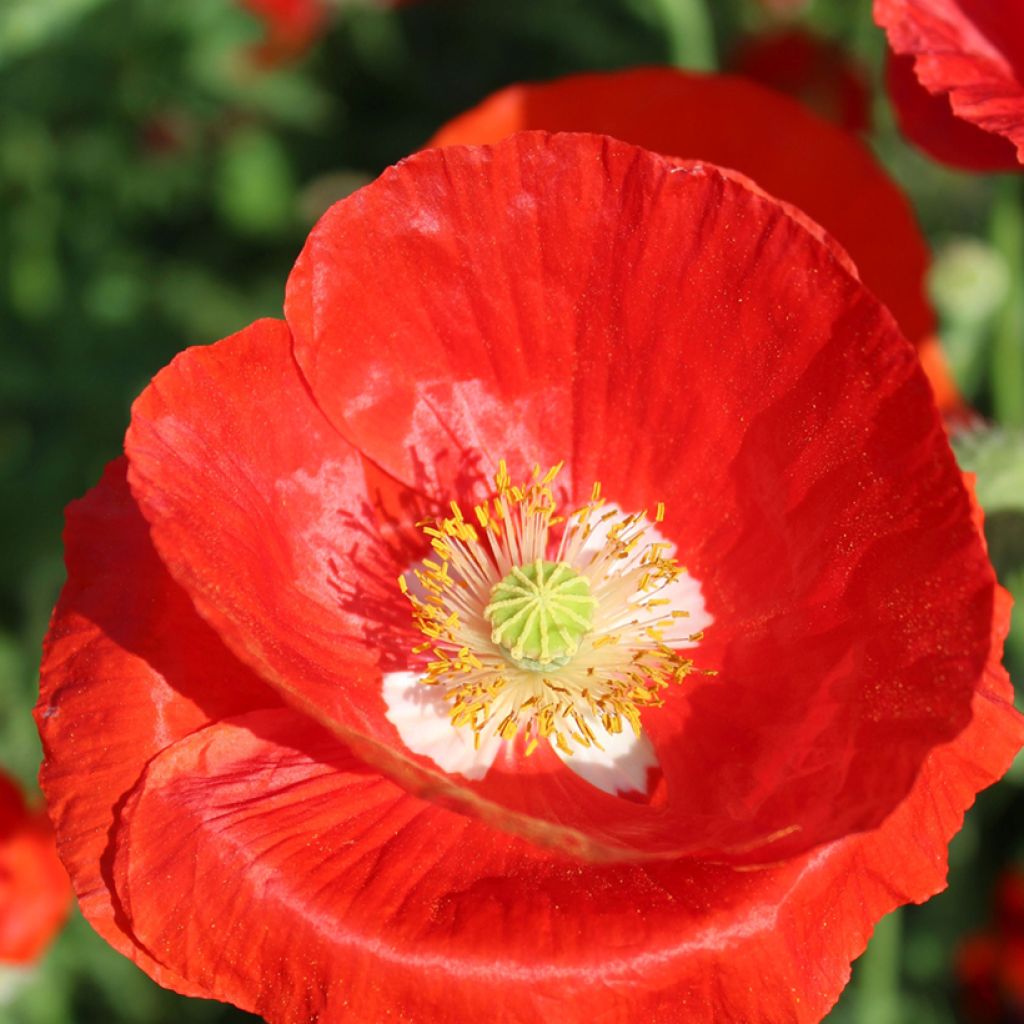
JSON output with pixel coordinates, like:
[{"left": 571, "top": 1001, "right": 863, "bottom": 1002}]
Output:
[
  {"left": 848, "top": 0, "right": 887, "bottom": 77},
  {"left": 649, "top": 0, "right": 716, "bottom": 72},
  {"left": 855, "top": 909, "right": 902, "bottom": 1024},
  {"left": 1007, "top": 569, "right": 1024, "bottom": 695},
  {"left": 848, "top": 0, "right": 877, "bottom": 51},
  {"left": 990, "top": 176, "right": 1024, "bottom": 427}
]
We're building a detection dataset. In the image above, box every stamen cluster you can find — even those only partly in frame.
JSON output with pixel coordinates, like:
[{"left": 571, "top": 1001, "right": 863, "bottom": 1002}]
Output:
[{"left": 400, "top": 462, "right": 700, "bottom": 755}]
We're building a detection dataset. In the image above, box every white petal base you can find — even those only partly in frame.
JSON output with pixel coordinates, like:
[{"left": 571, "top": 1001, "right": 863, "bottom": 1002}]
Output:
[
  {"left": 550, "top": 722, "right": 658, "bottom": 796},
  {"left": 383, "top": 671, "right": 503, "bottom": 780},
  {"left": 383, "top": 671, "right": 658, "bottom": 797}
]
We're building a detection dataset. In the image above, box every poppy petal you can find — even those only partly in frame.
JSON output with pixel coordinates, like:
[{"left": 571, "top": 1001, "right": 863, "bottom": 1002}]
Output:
[
  {"left": 884, "top": 52, "right": 1020, "bottom": 170},
  {"left": 35, "top": 458, "right": 279, "bottom": 992},
  {"left": 876, "top": 0, "right": 1024, "bottom": 168},
  {"left": 0, "top": 774, "right": 69, "bottom": 964},
  {"left": 112, "top": 653, "right": 1022, "bottom": 1024},
  {"left": 427, "top": 69, "right": 935, "bottom": 354},
  {"left": 124, "top": 318, "right": 419, "bottom": 733}
]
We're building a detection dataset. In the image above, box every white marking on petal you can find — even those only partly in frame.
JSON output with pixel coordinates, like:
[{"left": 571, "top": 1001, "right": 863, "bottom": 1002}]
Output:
[
  {"left": 655, "top": 569, "right": 713, "bottom": 647},
  {"left": 382, "top": 670, "right": 502, "bottom": 780},
  {"left": 551, "top": 716, "right": 658, "bottom": 796},
  {"left": 579, "top": 501, "right": 712, "bottom": 646}
]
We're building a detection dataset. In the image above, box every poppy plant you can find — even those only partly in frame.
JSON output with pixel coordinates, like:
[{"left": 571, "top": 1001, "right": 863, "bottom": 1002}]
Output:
[
  {"left": 875, "top": 0, "right": 1024, "bottom": 170},
  {"left": 0, "top": 771, "right": 69, "bottom": 966},
  {"left": 430, "top": 67, "right": 966, "bottom": 419},
  {"left": 37, "top": 132, "right": 1022, "bottom": 1023}
]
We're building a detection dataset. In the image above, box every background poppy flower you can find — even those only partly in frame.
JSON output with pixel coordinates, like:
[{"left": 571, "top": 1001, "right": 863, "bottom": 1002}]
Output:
[
  {"left": 238, "top": 0, "right": 422, "bottom": 66},
  {"left": 37, "top": 132, "right": 1022, "bottom": 1023},
  {"left": 428, "top": 67, "right": 961, "bottom": 418},
  {"left": 0, "top": 770, "right": 69, "bottom": 965},
  {"left": 958, "top": 871, "right": 1024, "bottom": 1023},
  {"left": 875, "top": 0, "right": 1024, "bottom": 170},
  {"left": 240, "top": 0, "right": 329, "bottom": 65},
  {"left": 731, "top": 29, "right": 871, "bottom": 133}
]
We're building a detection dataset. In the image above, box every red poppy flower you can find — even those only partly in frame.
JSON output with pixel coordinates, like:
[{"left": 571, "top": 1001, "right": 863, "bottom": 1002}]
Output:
[
  {"left": 959, "top": 872, "right": 1024, "bottom": 1023},
  {"left": 875, "top": 0, "right": 1024, "bottom": 170},
  {"left": 0, "top": 771, "right": 70, "bottom": 965},
  {"left": 429, "top": 68, "right": 966, "bottom": 418},
  {"left": 37, "top": 132, "right": 1022, "bottom": 1023},
  {"left": 240, "top": 0, "right": 328, "bottom": 65},
  {"left": 732, "top": 29, "right": 871, "bottom": 133}
]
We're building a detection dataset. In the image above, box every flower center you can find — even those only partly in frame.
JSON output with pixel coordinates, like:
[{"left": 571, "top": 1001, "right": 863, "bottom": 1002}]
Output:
[
  {"left": 400, "top": 461, "right": 703, "bottom": 755},
  {"left": 485, "top": 559, "right": 596, "bottom": 670}
]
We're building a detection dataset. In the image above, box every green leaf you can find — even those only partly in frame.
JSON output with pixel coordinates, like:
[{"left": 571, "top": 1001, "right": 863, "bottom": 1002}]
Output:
[
  {"left": 855, "top": 910, "right": 903, "bottom": 1024},
  {"left": 642, "top": 0, "right": 717, "bottom": 70},
  {"left": 929, "top": 237, "right": 1009, "bottom": 399},
  {"left": 954, "top": 426, "right": 1024, "bottom": 685},
  {"left": 990, "top": 177, "right": 1024, "bottom": 426},
  {"left": 214, "top": 126, "right": 295, "bottom": 236},
  {"left": 953, "top": 426, "right": 1024, "bottom": 516},
  {"left": 0, "top": 0, "right": 111, "bottom": 67}
]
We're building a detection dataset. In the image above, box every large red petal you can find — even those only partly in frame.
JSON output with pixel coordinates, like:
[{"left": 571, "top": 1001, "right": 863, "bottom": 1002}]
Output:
[
  {"left": 427, "top": 69, "right": 935, "bottom": 357},
  {"left": 35, "top": 459, "right": 280, "bottom": 992},
  {"left": 124, "top": 318, "right": 485, "bottom": 801},
  {"left": 112, "top": 644, "right": 1022, "bottom": 1024},
  {"left": 0, "top": 774, "right": 69, "bottom": 964},
  {"left": 876, "top": 0, "right": 1024, "bottom": 168}
]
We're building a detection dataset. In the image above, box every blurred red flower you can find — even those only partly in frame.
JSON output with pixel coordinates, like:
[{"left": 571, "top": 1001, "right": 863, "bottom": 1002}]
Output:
[
  {"left": 0, "top": 772, "right": 69, "bottom": 965},
  {"left": 430, "top": 68, "right": 967, "bottom": 420},
  {"left": 240, "top": 0, "right": 328, "bottom": 64},
  {"left": 959, "top": 872, "right": 1024, "bottom": 1023},
  {"left": 37, "top": 132, "right": 1022, "bottom": 1023},
  {"left": 732, "top": 29, "right": 870, "bottom": 133},
  {"left": 875, "top": 0, "right": 1024, "bottom": 170},
  {"left": 239, "top": 0, "right": 418, "bottom": 65}
]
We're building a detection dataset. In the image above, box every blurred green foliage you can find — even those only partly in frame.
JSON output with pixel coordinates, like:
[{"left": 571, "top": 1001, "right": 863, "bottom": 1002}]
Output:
[{"left": 0, "top": 0, "right": 1022, "bottom": 1021}]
